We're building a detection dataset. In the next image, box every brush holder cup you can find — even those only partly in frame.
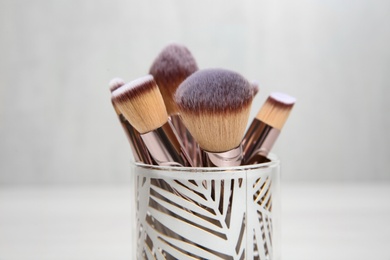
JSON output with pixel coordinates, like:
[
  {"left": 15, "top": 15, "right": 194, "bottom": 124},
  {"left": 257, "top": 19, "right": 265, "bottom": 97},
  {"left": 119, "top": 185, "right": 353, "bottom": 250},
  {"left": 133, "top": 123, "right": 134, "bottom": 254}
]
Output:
[{"left": 130, "top": 154, "right": 281, "bottom": 260}]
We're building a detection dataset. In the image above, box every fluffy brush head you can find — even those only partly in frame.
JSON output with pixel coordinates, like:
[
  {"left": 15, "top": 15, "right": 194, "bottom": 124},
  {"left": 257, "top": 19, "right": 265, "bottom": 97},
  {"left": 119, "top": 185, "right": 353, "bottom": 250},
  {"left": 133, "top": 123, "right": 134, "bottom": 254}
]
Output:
[
  {"left": 175, "top": 68, "right": 253, "bottom": 114},
  {"left": 251, "top": 81, "right": 259, "bottom": 96},
  {"left": 109, "top": 77, "right": 125, "bottom": 93},
  {"left": 256, "top": 92, "right": 296, "bottom": 130},
  {"left": 109, "top": 77, "right": 126, "bottom": 115},
  {"left": 175, "top": 68, "right": 254, "bottom": 152},
  {"left": 149, "top": 43, "right": 198, "bottom": 115},
  {"left": 111, "top": 75, "right": 168, "bottom": 134}
]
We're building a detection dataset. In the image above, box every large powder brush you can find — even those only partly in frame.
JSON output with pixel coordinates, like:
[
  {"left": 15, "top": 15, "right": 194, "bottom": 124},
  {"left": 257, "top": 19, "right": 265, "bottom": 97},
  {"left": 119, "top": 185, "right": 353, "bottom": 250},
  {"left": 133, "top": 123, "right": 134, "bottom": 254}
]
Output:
[
  {"left": 149, "top": 43, "right": 199, "bottom": 115},
  {"left": 149, "top": 43, "right": 201, "bottom": 166},
  {"left": 175, "top": 68, "right": 254, "bottom": 167}
]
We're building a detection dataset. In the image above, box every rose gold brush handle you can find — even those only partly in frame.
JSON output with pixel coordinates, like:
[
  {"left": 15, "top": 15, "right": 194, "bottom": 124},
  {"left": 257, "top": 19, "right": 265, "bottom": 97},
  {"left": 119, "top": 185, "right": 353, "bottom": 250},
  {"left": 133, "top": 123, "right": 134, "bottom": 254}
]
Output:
[
  {"left": 241, "top": 119, "right": 279, "bottom": 165},
  {"left": 170, "top": 115, "right": 190, "bottom": 154},
  {"left": 201, "top": 146, "right": 243, "bottom": 167},
  {"left": 170, "top": 115, "right": 202, "bottom": 167},
  {"left": 141, "top": 122, "right": 193, "bottom": 167},
  {"left": 118, "top": 114, "right": 154, "bottom": 164}
]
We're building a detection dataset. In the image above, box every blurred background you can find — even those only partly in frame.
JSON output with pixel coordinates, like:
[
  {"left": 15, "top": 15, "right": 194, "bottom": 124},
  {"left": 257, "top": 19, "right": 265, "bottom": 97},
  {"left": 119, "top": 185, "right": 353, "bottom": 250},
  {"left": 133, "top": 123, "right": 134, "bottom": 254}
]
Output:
[
  {"left": 0, "top": 0, "right": 389, "bottom": 184},
  {"left": 0, "top": 0, "right": 389, "bottom": 259}
]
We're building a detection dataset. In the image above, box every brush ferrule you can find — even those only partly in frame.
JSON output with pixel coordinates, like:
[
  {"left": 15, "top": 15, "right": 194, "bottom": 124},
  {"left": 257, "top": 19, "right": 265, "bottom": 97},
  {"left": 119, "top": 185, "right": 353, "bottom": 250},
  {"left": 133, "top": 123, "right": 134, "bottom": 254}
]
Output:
[
  {"left": 141, "top": 123, "right": 192, "bottom": 167},
  {"left": 202, "top": 146, "right": 243, "bottom": 167},
  {"left": 241, "top": 119, "right": 280, "bottom": 165}
]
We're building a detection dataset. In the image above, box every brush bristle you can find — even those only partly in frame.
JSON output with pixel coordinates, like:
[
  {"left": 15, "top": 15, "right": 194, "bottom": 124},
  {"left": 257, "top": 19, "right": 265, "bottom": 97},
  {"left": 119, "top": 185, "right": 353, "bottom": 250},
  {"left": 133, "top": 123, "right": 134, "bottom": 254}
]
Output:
[
  {"left": 111, "top": 75, "right": 168, "bottom": 134},
  {"left": 109, "top": 78, "right": 126, "bottom": 115},
  {"left": 175, "top": 68, "right": 253, "bottom": 152},
  {"left": 149, "top": 43, "right": 198, "bottom": 115},
  {"left": 251, "top": 81, "right": 259, "bottom": 96},
  {"left": 256, "top": 92, "right": 296, "bottom": 130},
  {"left": 175, "top": 68, "right": 253, "bottom": 113},
  {"left": 109, "top": 77, "right": 125, "bottom": 92}
]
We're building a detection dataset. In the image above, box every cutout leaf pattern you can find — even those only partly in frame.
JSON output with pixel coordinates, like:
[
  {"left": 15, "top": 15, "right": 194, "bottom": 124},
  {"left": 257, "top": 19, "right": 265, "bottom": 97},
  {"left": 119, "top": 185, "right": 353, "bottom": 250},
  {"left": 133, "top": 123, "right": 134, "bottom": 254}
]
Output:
[{"left": 136, "top": 170, "right": 274, "bottom": 260}]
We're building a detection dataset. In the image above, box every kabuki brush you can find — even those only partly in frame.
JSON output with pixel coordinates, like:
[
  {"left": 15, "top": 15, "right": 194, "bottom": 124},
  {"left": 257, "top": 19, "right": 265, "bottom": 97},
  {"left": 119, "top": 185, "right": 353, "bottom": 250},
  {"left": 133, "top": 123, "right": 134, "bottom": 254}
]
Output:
[
  {"left": 111, "top": 75, "right": 193, "bottom": 167},
  {"left": 109, "top": 78, "right": 153, "bottom": 164},
  {"left": 175, "top": 68, "right": 254, "bottom": 167},
  {"left": 149, "top": 43, "right": 201, "bottom": 166},
  {"left": 241, "top": 92, "right": 296, "bottom": 165}
]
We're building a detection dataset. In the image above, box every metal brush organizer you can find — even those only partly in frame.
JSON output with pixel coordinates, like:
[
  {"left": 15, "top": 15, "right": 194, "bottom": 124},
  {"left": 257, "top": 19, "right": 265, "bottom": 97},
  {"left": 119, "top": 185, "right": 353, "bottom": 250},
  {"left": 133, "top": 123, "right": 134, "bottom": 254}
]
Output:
[{"left": 130, "top": 154, "right": 281, "bottom": 260}]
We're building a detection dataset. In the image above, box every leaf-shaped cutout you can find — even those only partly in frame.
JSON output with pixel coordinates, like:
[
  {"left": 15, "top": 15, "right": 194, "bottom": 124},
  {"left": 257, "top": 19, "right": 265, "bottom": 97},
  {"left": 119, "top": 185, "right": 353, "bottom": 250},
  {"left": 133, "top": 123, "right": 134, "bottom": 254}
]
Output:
[
  {"left": 253, "top": 211, "right": 267, "bottom": 260},
  {"left": 137, "top": 176, "right": 151, "bottom": 259},
  {"left": 155, "top": 177, "right": 247, "bottom": 257},
  {"left": 149, "top": 196, "right": 225, "bottom": 236},
  {"left": 136, "top": 169, "right": 276, "bottom": 260},
  {"left": 254, "top": 177, "right": 271, "bottom": 205},
  {"left": 150, "top": 182, "right": 217, "bottom": 219},
  {"left": 160, "top": 236, "right": 232, "bottom": 260}
]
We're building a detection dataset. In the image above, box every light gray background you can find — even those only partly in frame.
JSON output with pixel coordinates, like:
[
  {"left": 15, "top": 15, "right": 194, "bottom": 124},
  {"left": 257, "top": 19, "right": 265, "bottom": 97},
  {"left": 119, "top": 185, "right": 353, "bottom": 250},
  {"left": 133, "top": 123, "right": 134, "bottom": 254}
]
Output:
[{"left": 0, "top": 0, "right": 389, "bottom": 184}]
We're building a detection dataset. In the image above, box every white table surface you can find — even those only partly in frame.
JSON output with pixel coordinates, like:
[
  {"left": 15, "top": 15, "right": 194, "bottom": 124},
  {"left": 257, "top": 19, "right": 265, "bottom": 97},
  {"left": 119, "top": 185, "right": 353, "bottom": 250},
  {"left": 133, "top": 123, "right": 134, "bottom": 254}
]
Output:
[{"left": 0, "top": 182, "right": 389, "bottom": 260}]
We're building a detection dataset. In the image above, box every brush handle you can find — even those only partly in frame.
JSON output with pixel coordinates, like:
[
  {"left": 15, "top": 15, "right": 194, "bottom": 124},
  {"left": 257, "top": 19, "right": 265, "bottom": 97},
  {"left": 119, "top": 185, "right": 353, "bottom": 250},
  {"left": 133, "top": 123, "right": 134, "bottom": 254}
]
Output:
[
  {"left": 141, "top": 122, "right": 193, "bottom": 167},
  {"left": 170, "top": 115, "right": 202, "bottom": 167},
  {"left": 202, "top": 146, "right": 243, "bottom": 167},
  {"left": 241, "top": 119, "right": 280, "bottom": 165},
  {"left": 118, "top": 114, "right": 154, "bottom": 164}
]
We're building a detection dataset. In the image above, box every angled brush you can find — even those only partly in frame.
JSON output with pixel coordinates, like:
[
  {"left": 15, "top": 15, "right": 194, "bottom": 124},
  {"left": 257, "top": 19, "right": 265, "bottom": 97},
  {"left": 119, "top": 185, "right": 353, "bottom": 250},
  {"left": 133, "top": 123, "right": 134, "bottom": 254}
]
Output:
[
  {"left": 111, "top": 75, "right": 193, "bottom": 167},
  {"left": 109, "top": 77, "right": 153, "bottom": 164},
  {"left": 241, "top": 92, "right": 296, "bottom": 165},
  {"left": 175, "top": 68, "right": 254, "bottom": 167}
]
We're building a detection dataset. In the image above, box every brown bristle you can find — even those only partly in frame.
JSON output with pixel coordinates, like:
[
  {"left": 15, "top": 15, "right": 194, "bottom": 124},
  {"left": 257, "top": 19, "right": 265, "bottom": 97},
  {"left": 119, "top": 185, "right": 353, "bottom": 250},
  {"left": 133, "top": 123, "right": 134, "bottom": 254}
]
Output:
[
  {"left": 175, "top": 68, "right": 254, "bottom": 152},
  {"left": 256, "top": 92, "right": 296, "bottom": 130},
  {"left": 180, "top": 111, "right": 252, "bottom": 152},
  {"left": 109, "top": 78, "right": 126, "bottom": 115},
  {"left": 149, "top": 43, "right": 198, "bottom": 115},
  {"left": 111, "top": 75, "right": 168, "bottom": 134},
  {"left": 111, "top": 99, "right": 121, "bottom": 115},
  {"left": 109, "top": 77, "right": 125, "bottom": 92}
]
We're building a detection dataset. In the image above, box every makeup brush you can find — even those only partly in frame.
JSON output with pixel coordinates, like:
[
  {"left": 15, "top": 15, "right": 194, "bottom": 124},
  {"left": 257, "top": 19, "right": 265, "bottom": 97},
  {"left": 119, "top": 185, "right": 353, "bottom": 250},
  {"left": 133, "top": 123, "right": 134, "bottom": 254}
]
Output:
[
  {"left": 149, "top": 43, "right": 198, "bottom": 117},
  {"left": 251, "top": 81, "right": 260, "bottom": 96},
  {"left": 241, "top": 92, "right": 296, "bottom": 165},
  {"left": 109, "top": 77, "right": 125, "bottom": 93},
  {"left": 111, "top": 75, "right": 193, "bottom": 167},
  {"left": 175, "top": 68, "right": 254, "bottom": 167},
  {"left": 109, "top": 78, "right": 153, "bottom": 164},
  {"left": 149, "top": 43, "right": 200, "bottom": 166}
]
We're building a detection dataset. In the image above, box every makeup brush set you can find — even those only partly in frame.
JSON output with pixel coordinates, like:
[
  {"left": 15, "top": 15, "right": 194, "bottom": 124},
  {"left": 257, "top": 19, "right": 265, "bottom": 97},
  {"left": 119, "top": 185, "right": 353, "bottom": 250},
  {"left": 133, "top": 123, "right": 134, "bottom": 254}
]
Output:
[
  {"left": 110, "top": 43, "right": 295, "bottom": 168},
  {"left": 110, "top": 43, "right": 296, "bottom": 259}
]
